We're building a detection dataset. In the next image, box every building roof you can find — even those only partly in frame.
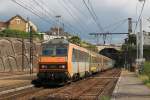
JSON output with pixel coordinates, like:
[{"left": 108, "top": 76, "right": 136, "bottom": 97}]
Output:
[
  {"left": 7, "top": 15, "right": 27, "bottom": 23},
  {"left": 0, "top": 21, "right": 8, "bottom": 27},
  {"left": 5, "top": 15, "right": 38, "bottom": 32}
]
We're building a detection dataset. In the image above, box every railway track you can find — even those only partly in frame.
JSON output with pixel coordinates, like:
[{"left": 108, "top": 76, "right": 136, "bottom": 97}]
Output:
[
  {"left": 0, "top": 86, "right": 43, "bottom": 100},
  {"left": 42, "top": 68, "right": 121, "bottom": 100},
  {"left": 0, "top": 68, "right": 121, "bottom": 100}
]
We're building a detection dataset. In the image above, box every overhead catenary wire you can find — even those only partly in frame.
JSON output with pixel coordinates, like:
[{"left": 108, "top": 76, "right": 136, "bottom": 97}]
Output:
[
  {"left": 33, "top": 0, "right": 54, "bottom": 19},
  {"left": 39, "top": 0, "right": 80, "bottom": 34},
  {"left": 63, "top": 0, "right": 90, "bottom": 31},
  {"left": 34, "top": 0, "right": 82, "bottom": 35},
  {"left": 134, "top": 0, "right": 146, "bottom": 33},
  {"left": 82, "top": 0, "right": 104, "bottom": 32},
  {"left": 102, "top": 18, "right": 128, "bottom": 31},
  {"left": 106, "top": 19, "right": 127, "bottom": 45},
  {"left": 31, "top": 0, "right": 77, "bottom": 33},
  {"left": 12, "top": 0, "right": 129, "bottom": 45},
  {"left": 11, "top": 0, "right": 52, "bottom": 25},
  {"left": 87, "top": 0, "right": 104, "bottom": 31},
  {"left": 83, "top": 0, "right": 107, "bottom": 45},
  {"left": 65, "top": 0, "right": 91, "bottom": 27},
  {"left": 58, "top": 0, "right": 87, "bottom": 33},
  {"left": 12, "top": 0, "right": 106, "bottom": 37},
  {"left": 110, "top": 19, "right": 128, "bottom": 32},
  {"left": 39, "top": 1, "right": 81, "bottom": 33},
  {"left": 67, "top": 0, "right": 88, "bottom": 18},
  {"left": 12, "top": 0, "right": 80, "bottom": 36},
  {"left": 88, "top": 0, "right": 98, "bottom": 20}
]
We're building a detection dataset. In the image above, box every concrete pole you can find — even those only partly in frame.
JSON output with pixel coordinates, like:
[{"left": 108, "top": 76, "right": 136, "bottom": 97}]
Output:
[
  {"left": 136, "top": 31, "right": 139, "bottom": 66},
  {"left": 140, "top": 18, "right": 143, "bottom": 59},
  {"left": 128, "top": 18, "right": 132, "bottom": 34},
  {"left": 138, "top": 18, "right": 144, "bottom": 73}
]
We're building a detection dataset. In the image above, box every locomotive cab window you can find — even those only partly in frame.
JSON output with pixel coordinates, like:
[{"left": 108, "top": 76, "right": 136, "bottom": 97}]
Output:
[
  {"left": 42, "top": 44, "right": 68, "bottom": 56},
  {"left": 42, "top": 48, "right": 54, "bottom": 56},
  {"left": 56, "top": 47, "right": 67, "bottom": 56}
]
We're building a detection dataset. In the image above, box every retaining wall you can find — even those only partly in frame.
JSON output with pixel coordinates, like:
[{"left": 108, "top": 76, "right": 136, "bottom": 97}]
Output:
[{"left": 0, "top": 37, "right": 41, "bottom": 72}]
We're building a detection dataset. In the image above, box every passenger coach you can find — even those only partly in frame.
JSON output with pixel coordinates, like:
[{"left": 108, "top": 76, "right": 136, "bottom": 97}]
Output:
[{"left": 34, "top": 39, "right": 114, "bottom": 85}]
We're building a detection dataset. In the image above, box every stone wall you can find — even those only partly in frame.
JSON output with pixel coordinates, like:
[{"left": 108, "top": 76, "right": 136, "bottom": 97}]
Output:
[{"left": 0, "top": 37, "right": 41, "bottom": 72}]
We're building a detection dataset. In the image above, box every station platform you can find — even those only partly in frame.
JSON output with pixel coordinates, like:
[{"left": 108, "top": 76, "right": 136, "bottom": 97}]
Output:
[{"left": 112, "top": 70, "right": 150, "bottom": 100}]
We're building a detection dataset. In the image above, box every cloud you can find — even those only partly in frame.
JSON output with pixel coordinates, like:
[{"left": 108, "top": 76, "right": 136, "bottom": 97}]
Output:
[{"left": 0, "top": 0, "right": 150, "bottom": 44}]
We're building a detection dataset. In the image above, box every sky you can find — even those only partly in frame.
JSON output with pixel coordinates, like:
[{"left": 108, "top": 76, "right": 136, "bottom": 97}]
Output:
[{"left": 0, "top": 0, "right": 150, "bottom": 45}]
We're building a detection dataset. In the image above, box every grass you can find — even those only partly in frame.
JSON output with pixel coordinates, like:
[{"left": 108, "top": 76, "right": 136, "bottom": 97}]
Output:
[
  {"left": 139, "top": 61, "right": 150, "bottom": 88},
  {"left": 139, "top": 75, "right": 150, "bottom": 88},
  {"left": 100, "top": 96, "right": 110, "bottom": 100},
  {"left": 139, "top": 75, "right": 149, "bottom": 81}
]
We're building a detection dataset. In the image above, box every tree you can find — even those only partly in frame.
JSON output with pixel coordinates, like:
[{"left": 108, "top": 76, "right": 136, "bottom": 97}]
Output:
[
  {"left": 128, "top": 34, "right": 136, "bottom": 45},
  {"left": 121, "top": 34, "right": 137, "bottom": 70},
  {"left": 68, "top": 36, "right": 81, "bottom": 45},
  {"left": 68, "top": 36, "right": 99, "bottom": 52}
]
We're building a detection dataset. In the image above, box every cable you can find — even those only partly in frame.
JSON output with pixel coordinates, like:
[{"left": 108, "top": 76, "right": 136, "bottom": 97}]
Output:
[
  {"left": 103, "top": 18, "right": 128, "bottom": 30},
  {"left": 58, "top": 0, "right": 87, "bottom": 33},
  {"left": 41, "top": 0, "right": 79, "bottom": 31},
  {"left": 67, "top": 0, "right": 88, "bottom": 18},
  {"left": 82, "top": 0, "right": 104, "bottom": 32},
  {"left": 12, "top": 0, "right": 80, "bottom": 35},
  {"left": 11, "top": 0, "right": 52, "bottom": 25},
  {"left": 88, "top": 0, "right": 104, "bottom": 31},
  {"left": 88, "top": 0, "right": 104, "bottom": 32},
  {"left": 40, "top": 0, "right": 57, "bottom": 15},
  {"left": 63, "top": 0, "right": 90, "bottom": 31},
  {"left": 134, "top": 0, "right": 146, "bottom": 33},
  {"left": 37, "top": 0, "right": 82, "bottom": 34},
  {"left": 110, "top": 19, "right": 128, "bottom": 32}
]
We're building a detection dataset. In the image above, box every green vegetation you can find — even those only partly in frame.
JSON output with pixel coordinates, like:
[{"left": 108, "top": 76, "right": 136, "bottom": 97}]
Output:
[
  {"left": 120, "top": 34, "right": 137, "bottom": 68},
  {"left": 127, "top": 34, "right": 136, "bottom": 45},
  {"left": 0, "top": 29, "right": 43, "bottom": 40},
  {"left": 100, "top": 96, "right": 110, "bottom": 100},
  {"left": 121, "top": 34, "right": 150, "bottom": 69},
  {"left": 68, "top": 36, "right": 81, "bottom": 45},
  {"left": 139, "top": 61, "right": 150, "bottom": 88},
  {"left": 123, "top": 35, "right": 150, "bottom": 87},
  {"left": 68, "top": 36, "right": 98, "bottom": 52},
  {"left": 141, "top": 61, "right": 150, "bottom": 79}
]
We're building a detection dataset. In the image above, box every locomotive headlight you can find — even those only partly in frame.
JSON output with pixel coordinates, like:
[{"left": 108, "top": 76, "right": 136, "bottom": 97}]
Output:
[
  {"left": 41, "top": 65, "right": 47, "bottom": 69},
  {"left": 59, "top": 65, "right": 66, "bottom": 69}
]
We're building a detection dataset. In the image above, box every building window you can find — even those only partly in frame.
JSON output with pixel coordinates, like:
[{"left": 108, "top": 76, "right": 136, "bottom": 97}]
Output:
[{"left": 16, "top": 19, "right": 21, "bottom": 24}]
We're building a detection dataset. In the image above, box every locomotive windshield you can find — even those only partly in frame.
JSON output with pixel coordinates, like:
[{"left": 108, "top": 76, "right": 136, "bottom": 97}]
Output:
[
  {"left": 42, "top": 39, "right": 69, "bottom": 56},
  {"left": 42, "top": 45, "right": 68, "bottom": 56}
]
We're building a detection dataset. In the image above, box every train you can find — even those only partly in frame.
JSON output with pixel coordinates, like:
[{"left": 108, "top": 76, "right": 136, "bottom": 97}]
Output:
[{"left": 32, "top": 39, "right": 115, "bottom": 86}]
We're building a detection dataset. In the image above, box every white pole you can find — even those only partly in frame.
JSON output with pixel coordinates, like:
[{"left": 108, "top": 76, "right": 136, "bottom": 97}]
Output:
[{"left": 136, "top": 31, "right": 139, "bottom": 67}]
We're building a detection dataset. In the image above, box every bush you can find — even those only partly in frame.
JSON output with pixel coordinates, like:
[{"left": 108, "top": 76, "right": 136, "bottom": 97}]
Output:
[
  {"left": 0, "top": 29, "right": 42, "bottom": 40},
  {"left": 142, "top": 61, "right": 150, "bottom": 80}
]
